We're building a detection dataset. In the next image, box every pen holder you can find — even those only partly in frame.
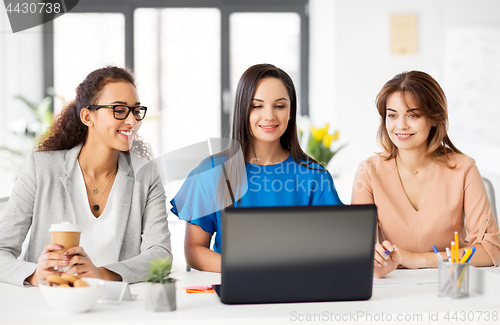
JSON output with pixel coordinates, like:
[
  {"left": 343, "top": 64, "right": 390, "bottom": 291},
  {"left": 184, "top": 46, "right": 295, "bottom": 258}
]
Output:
[{"left": 438, "top": 261, "right": 469, "bottom": 299}]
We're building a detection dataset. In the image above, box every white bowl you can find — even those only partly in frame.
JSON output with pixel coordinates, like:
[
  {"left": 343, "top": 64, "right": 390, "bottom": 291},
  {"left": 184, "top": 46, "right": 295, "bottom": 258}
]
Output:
[{"left": 39, "top": 278, "right": 105, "bottom": 313}]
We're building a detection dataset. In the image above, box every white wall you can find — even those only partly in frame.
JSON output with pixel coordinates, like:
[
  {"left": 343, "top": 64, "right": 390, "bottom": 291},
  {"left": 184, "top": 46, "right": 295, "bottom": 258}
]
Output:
[
  {"left": 0, "top": 9, "right": 43, "bottom": 198},
  {"left": 441, "top": 0, "right": 500, "bottom": 216},
  {"left": 309, "top": 0, "right": 500, "bottom": 212}
]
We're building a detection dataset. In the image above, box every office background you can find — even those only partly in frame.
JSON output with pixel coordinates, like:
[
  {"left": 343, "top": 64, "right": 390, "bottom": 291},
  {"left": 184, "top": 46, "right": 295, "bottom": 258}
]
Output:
[{"left": 1, "top": 0, "right": 500, "bottom": 267}]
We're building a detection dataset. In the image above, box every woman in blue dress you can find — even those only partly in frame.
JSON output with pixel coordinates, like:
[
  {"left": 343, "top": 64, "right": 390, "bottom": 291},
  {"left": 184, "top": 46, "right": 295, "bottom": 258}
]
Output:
[{"left": 171, "top": 64, "right": 343, "bottom": 272}]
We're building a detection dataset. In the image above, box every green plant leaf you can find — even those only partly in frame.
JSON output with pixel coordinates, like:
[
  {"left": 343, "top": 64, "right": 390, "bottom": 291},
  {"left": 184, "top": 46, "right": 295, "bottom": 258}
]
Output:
[
  {"left": 307, "top": 136, "right": 320, "bottom": 161},
  {"left": 145, "top": 257, "right": 175, "bottom": 284},
  {"left": 331, "top": 143, "right": 347, "bottom": 157},
  {"left": 0, "top": 146, "right": 24, "bottom": 156},
  {"left": 14, "top": 95, "right": 37, "bottom": 112}
]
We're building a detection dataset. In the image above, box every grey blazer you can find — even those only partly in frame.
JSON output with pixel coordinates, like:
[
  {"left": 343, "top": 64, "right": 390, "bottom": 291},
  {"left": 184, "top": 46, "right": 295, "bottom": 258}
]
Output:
[{"left": 0, "top": 144, "right": 172, "bottom": 286}]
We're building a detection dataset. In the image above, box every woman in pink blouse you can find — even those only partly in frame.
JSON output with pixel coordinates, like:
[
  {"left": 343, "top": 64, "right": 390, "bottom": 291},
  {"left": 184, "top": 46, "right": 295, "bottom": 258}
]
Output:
[{"left": 352, "top": 71, "right": 500, "bottom": 278}]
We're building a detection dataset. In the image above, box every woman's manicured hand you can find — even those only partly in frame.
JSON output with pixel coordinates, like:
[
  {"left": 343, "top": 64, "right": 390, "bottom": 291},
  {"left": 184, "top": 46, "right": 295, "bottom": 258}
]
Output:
[
  {"left": 373, "top": 240, "right": 400, "bottom": 278},
  {"left": 30, "top": 243, "right": 66, "bottom": 286},
  {"left": 61, "top": 246, "right": 103, "bottom": 279},
  {"left": 61, "top": 246, "right": 121, "bottom": 281}
]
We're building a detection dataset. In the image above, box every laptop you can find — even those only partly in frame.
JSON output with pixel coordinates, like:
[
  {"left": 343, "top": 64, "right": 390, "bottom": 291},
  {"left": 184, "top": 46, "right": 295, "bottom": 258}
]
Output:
[{"left": 216, "top": 204, "right": 377, "bottom": 304}]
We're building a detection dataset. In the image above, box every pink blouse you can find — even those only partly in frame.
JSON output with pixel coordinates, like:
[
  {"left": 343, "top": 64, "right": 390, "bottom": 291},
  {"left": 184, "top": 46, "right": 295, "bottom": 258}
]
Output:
[{"left": 352, "top": 153, "right": 500, "bottom": 266}]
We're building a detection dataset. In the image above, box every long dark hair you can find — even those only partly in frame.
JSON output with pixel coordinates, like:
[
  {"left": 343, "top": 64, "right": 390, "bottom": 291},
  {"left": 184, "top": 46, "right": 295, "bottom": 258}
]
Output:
[
  {"left": 216, "top": 64, "right": 321, "bottom": 208},
  {"left": 376, "top": 70, "right": 461, "bottom": 167},
  {"left": 37, "top": 66, "right": 150, "bottom": 159},
  {"left": 232, "top": 63, "right": 314, "bottom": 164}
]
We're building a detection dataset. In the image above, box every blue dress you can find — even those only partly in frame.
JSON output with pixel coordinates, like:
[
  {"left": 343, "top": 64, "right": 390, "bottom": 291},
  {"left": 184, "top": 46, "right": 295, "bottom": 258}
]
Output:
[{"left": 170, "top": 154, "right": 343, "bottom": 253}]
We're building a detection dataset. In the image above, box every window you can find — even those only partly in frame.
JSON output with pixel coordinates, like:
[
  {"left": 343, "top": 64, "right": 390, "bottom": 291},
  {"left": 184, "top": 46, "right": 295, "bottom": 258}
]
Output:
[
  {"left": 134, "top": 8, "right": 221, "bottom": 155},
  {"left": 45, "top": 0, "right": 309, "bottom": 149},
  {"left": 53, "top": 13, "right": 125, "bottom": 114},
  {"left": 229, "top": 12, "right": 302, "bottom": 114}
]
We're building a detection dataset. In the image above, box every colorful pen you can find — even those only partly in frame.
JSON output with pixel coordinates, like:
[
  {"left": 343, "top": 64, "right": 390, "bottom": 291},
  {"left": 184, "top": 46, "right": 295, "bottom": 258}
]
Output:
[
  {"left": 459, "top": 248, "right": 473, "bottom": 263},
  {"left": 432, "top": 245, "right": 444, "bottom": 262},
  {"left": 465, "top": 246, "right": 476, "bottom": 263},
  {"left": 450, "top": 241, "right": 455, "bottom": 263},
  {"left": 456, "top": 247, "right": 476, "bottom": 289},
  {"left": 445, "top": 247, "right": 451, "bottom": 262}
]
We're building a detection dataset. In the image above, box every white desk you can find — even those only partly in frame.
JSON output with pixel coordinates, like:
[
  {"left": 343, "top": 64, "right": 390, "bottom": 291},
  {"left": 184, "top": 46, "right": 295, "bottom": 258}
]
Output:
[{"left": 1, "top": 268, "right": 499, "bottom": 325}]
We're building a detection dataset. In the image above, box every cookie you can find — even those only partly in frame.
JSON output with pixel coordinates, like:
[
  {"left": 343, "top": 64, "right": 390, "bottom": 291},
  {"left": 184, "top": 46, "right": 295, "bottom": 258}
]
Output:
[
  {"left": 61, "top": 274, "right": 80, "bottom": 285},
  {"left": 47, "top": 275, "right": 69, "bottom": 286},
  {"left": 73, "top": 279, "right": 89, "bottom": 287}
]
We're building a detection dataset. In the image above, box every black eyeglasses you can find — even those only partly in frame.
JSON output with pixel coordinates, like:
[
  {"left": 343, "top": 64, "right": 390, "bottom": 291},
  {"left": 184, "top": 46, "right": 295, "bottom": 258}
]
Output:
[{"left": 86, "top": 105, "right": 147, "bottom": 121}]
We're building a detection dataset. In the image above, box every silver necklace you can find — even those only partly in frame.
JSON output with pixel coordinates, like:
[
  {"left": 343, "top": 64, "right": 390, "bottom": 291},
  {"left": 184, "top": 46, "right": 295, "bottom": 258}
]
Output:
[{"left": 396, "top": 157, "right": 431, "bottom": 174}]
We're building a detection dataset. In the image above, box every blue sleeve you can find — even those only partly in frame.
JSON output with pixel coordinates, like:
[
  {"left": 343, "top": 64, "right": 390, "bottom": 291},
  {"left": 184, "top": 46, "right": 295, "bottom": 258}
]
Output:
[
  {"left": 310, "top": 167, "right": 344, "bottom": 206},
  {"left": 170, "top": 157, "right": 222, "bottom": 235}
]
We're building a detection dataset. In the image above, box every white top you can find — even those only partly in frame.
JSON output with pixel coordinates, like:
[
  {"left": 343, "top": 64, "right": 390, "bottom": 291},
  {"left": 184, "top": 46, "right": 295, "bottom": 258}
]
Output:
[{"left": 72, "top": 161, "right": 118, "bottom": 267}]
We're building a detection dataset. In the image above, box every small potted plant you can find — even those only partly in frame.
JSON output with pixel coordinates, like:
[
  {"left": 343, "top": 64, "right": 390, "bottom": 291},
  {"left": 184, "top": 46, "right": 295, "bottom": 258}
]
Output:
[{"left": 144, "top": 257, "right": 176, "bottom": 312}]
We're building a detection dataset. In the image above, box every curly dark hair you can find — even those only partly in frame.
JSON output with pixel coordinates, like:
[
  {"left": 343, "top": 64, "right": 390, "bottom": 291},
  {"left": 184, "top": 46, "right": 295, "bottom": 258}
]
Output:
[{"left": 37, "top": 66, "right": 151, "bottom": 160}]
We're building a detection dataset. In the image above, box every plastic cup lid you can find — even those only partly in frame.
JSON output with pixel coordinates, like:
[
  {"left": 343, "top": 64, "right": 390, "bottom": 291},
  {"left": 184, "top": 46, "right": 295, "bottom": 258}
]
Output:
[{"left": 49, "top": 222, "right": 81, "bottom": 232}]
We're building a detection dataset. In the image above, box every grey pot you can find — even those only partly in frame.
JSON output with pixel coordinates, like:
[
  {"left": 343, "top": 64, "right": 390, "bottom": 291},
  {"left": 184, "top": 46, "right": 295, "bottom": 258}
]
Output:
[{"left": 144, "top": 282, "right": 177, "bottom": 312}]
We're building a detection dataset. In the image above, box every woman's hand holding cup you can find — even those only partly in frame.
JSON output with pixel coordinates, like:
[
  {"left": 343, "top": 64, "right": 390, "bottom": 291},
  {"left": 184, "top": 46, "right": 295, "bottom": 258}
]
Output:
[
  {"left": 48, "top": 222, "right": 81, "bottom": 272},
  {"left": 30, "top": 243, "right": 67, "bottom": 286},
  {"left": 27, "top": 222, "right": 82, "bottom": 286},
  {"left": 61, "top": 246, "right": 102, "bottom": 279}
]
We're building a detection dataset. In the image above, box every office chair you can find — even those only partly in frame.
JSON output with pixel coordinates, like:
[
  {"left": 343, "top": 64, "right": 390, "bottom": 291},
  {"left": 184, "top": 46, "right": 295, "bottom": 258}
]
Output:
[{"left": 483, "top": 178, "right": 497, "bottom": 224}]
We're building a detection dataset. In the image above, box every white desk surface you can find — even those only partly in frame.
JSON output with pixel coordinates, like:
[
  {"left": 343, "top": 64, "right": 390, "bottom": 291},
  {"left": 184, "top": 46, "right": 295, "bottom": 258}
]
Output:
[{"left": 1, "top": 267, "right": 500, "bottom": 325}]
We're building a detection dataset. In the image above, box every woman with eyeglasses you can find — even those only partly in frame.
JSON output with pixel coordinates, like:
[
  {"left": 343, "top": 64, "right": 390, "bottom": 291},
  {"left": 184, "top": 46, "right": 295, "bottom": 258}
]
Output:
[
  {"left": 171, "top": 63, "right": 343, "bottom": 272},
  {"left": 0, "top": 66, "right": 172, "bottom": 286}
]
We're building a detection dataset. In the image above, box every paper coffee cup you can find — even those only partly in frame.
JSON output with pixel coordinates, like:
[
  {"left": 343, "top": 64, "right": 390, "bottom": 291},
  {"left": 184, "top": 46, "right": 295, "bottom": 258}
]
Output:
[{"left": 49, "top": 222, "right": 81, "bottom": 254}]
